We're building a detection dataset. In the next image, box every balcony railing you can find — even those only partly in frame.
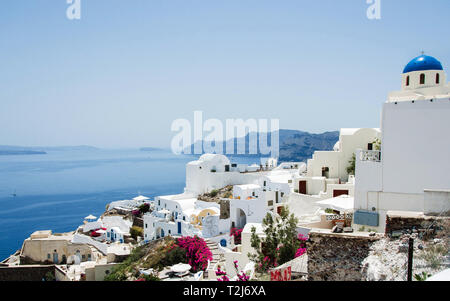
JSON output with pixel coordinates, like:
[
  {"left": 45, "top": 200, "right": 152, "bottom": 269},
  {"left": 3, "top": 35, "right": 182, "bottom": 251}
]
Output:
[{"left": 360, "top": 150, "right": 381, "bottom": 162}]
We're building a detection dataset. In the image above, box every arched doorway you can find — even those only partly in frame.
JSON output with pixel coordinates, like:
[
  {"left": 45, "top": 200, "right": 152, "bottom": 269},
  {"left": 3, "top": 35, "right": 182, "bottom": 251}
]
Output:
[
  {"left": 156, "top": 227, "right": 165, "bottom": 239},
  {"left": 236, "top": 208, "right": 247, "bottom": 229}
]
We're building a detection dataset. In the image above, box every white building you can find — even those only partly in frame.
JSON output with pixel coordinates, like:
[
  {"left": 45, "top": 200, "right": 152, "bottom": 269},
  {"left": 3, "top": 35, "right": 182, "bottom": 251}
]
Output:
[
  {"left": 286, "top": 128, "right": 379, "bottom": 222},
  {"left": 185, "top": 154, "right": 273, "bottom": 196},
  {"left": 306, "top": 128, "right": 381, "bottom": 183},
  {"left": 354, "top": 54, "right": 450, "bottom": 233}
]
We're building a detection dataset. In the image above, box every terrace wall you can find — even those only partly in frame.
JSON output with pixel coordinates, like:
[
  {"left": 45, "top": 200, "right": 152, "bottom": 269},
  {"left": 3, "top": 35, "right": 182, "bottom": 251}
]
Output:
[{"left": 306, "top": 231, "right": 381, "bottom": 281}]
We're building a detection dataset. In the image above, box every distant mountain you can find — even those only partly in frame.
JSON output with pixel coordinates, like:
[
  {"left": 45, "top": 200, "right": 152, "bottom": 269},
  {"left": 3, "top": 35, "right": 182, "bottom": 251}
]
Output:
[
  {"left": 184, "top": 129, "right": 339, "bottom": 163},
  {"left": 0, "top": 145, "right": 99, "bottom": 154},
  {"left": 278, "top": 130, "right": 339, "bottom": 162},
  {"left": 139, "top": 147, "right": 169, "bottom": 152},
  {"left": 0, "top": 150, "right": 46, "bottom": 156}
]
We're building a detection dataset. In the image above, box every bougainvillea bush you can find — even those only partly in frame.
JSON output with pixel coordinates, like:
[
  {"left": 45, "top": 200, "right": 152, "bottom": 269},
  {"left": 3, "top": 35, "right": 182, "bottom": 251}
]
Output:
[
  {"left": 215, "top": 260, "right": 250, "bottom": 281},
  {"left": 230, "top": 228, "right": 243, "bottom": 245},
  {"left": 167, "top": 236, "right": 213, "bottom": 273},
  {"left": 295, "top": 233, "right": 308, "bottom": 258}
]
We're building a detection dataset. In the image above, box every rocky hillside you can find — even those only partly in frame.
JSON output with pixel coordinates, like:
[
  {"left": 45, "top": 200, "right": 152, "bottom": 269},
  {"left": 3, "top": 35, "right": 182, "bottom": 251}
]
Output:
[{"left": 186, "top": 129, "right": 339, "bottom": 163}]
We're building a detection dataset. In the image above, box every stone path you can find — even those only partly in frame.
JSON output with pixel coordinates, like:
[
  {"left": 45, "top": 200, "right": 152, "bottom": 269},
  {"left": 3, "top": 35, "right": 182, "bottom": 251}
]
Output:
[{"left": 204, "top": 239, "right": 225, "bottom": 279}]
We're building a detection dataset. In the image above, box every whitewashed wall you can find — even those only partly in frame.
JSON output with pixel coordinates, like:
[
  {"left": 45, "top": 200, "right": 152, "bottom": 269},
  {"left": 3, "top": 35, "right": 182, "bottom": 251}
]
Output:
[{"left": 381, "top": 99, "right": 450, "bottom": 194}]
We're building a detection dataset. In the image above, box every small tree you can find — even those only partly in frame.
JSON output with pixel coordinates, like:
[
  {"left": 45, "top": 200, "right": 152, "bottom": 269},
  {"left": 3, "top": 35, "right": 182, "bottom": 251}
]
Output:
[
  {"left": 347, "top": 153, "right": 356, "bottom": 175},
  {"left": 372, "top": 138, "right": 381, "bottom": 150},
  {"left": 248, "top": 207, "right": 301, "bottom": 273},
  {"left": 138, "top": 203, "right": 150, "bottom": 214}
]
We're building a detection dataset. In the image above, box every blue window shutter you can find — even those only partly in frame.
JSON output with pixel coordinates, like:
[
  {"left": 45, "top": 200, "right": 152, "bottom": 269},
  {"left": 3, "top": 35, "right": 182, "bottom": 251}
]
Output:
[{"left": 354, "top": 210, "right": 379, "bottom": 227}]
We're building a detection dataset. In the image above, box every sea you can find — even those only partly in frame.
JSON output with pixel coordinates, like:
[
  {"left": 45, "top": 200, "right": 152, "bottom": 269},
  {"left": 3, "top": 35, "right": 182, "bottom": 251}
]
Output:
[{"left": 0, "top": 148, "right": 262, "bottom": 261}]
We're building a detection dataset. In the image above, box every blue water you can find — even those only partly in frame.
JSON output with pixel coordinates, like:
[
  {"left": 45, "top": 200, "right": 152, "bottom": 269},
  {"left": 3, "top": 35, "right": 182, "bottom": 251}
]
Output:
[{"left": 0, "top": 149, "right": 261, "bottom": 261}]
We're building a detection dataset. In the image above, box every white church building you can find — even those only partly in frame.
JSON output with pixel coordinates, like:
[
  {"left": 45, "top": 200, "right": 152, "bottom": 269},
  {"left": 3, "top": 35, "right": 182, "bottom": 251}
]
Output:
[{"left": 353, "top": 54, "right": 450, "bottom": 233}]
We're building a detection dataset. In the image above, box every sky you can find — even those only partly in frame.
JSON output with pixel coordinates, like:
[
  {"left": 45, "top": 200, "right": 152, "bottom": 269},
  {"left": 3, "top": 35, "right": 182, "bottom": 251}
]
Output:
[{"left": 0, "top": 0, "right": 449, "bottom": 148}]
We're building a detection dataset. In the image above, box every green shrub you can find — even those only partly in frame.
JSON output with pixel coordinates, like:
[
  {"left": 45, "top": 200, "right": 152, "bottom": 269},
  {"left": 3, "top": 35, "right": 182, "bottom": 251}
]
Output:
[
  {"left": 209, "top": 189, "right": 219, "bottom": 197},
  {"left": 140, "top": 274, "right": 161, "bottom": 281},
  {"left": 223, "top": 192, "right": 232, "bottom": 198},
  {"left": 347, "top": 153, "right": 356, "bottom": 175},
  {"left": 160, "top": 245, "right": 187, "bottom": 268},
  {"left": 414, "top": 271, "right": 431, "bottom": 281},
  {"left": 130, "top": 226, "right": 144, "bottom": 240}
]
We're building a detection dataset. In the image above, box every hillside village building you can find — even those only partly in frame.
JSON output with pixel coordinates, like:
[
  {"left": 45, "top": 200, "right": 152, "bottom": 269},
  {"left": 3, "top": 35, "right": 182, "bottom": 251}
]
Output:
[
  {"left": 143, "top": 154, "right": 300, "bottom": 243},
  {"left": 353, "top": 55, "right": 450, "bottom": 233},
  {"left": 285, "top": 128, "right": 380, "bottom": 222}
]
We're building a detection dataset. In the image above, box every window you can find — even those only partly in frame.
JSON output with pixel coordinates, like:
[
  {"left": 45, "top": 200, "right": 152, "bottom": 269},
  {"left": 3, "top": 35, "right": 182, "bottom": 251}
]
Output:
[
  {"left": 158, "top": 200, "right": 160, "bottom": 206},
  {"left": 406, "top": 76, "right": 410, "bottom": 86},
  {"left": 436, "top": 73, "right": 440, "bottom": 84},
  {"left": 168, "top": 230, "right": 171, "bottom": 234},
  {"left": 47, "top": 254, "right": 51, "bottom": 259},
  {"left": 268, "top": 200, "right": 273, "bottom": 206},
  {"left": 420, "top": 73, "right": 425, "bottom": 85},
  {"left": 368, "top": 143, "right": 373, "bottom": 151},
  {"left": 145, "top": 223, "right": 147, "bottom": 228},
  {"left": 322, "top": 167, "right": 330, "bottom": 178},
  {"left": 263, "top": 181, "right": 266, "bottom": 186}
]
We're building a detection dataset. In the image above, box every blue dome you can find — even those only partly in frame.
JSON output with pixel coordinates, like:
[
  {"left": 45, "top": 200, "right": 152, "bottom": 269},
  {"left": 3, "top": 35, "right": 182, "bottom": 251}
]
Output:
[{"left": 403, "top": 55, "right": 443, "bottom": 73}]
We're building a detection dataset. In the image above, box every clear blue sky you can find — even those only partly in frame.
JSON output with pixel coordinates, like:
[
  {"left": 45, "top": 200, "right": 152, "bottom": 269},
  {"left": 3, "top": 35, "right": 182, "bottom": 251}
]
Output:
[{"left": 0, "top": 0, "right": 449, "bottom": 148}]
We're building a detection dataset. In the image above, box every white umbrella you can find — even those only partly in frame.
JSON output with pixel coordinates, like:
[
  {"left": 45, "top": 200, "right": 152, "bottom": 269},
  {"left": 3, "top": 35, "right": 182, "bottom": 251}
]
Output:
[
  {"left": 84, "top": 214, "right": 97, "bottom": 220},
  {"left": 95, "top": 229, "right": 106, "bottom": 234},
  {"left": 171, "top": 263, "right": 191, "bottom": 273},
  {"left": 316, "top": 195, "right": 354, "bottom": 213}
]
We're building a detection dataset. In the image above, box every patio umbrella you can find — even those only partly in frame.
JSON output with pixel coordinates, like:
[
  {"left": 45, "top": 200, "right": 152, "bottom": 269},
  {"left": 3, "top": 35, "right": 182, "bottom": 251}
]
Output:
[
  {"left": 171, "top": 263, "right": 191, "bottom": 273},
  {"left": 316, "top": 195, "right": 354, "bottom": 213},
  {"left": 84, "top": 214, "right": 97, "bottom": 220}
]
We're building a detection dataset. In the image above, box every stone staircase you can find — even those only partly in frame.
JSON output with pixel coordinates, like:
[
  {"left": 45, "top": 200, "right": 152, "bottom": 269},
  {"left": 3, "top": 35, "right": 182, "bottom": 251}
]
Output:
[{"left": 204, "top": 239, "right": 225, "bottom": 279}]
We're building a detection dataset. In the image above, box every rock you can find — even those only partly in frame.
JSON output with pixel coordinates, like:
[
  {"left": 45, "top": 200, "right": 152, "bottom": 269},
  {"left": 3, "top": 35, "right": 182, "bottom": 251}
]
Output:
[
  {"left": 344, "top": 227, "right": 354, "bottom": 233},
  {"left": 369, "top": 232, "right": 376, "bottom": 237},
  {"left": 418, "top": 244, "right": 424, "bottom": 250},
  {"left": 391, "top": 230, "right": 403, "bottom": 238},
  {"left": 398, "top": 244, "right": 409, "bottom": 253},
  {"left": 433, "top": 238, "right": 442, "bottom": 244}
]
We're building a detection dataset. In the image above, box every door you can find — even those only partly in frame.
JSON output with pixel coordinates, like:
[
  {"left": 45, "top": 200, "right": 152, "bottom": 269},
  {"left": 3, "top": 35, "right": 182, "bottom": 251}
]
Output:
[
  {"left": 53, "top": 252, "right": 58, "bottom": 264},
  {"left": 177, "top": 222, "right": 182, "bottom": 234},
  {"left": 299, "top": 181, "right": 307, "bottom": 194},
  {"left": 277, "top": 206, "right": 283, "bottom": 215},
  {"left": 333, "top": 189, "right": 349, "bottom": 197}
]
